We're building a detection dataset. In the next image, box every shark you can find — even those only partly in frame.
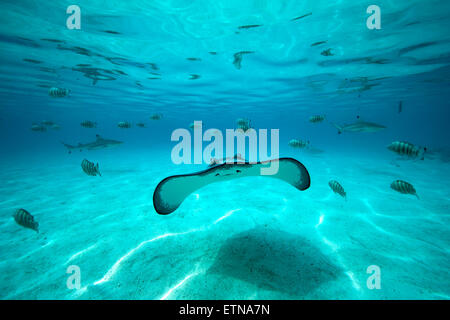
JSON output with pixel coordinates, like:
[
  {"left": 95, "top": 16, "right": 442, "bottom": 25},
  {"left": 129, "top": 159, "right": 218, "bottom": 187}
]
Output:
[
  {"left": 62, "top": 134, "right": 123, "bottom": 153},
  {"left": 331, "top": 120, "right": 386, "bottom": 134}
]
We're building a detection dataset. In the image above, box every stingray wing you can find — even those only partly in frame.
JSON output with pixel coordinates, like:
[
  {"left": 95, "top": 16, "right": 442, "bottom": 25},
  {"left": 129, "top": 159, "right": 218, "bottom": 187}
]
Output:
[{"left": 153, "top": 158, "right": 310, "bottom": 215}]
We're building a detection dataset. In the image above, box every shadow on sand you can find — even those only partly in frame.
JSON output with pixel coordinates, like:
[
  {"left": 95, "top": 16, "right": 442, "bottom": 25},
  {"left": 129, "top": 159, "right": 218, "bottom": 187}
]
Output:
[{"left": 208, "top": 227, "right": 342, "bottom": 296}]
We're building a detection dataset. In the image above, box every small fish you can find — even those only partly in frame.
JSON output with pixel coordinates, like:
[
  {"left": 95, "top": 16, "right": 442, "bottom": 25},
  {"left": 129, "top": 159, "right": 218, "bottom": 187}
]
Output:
[
  {"left": 36, "top": 83, "right": 52, "bottom": 88},
  {"left": 387, "top": 141, "right": 426, "bottom": 159},
  {"left": 189, "top": 74, "right": 201, "bottom": 80},
  {"left": 233, "top": 51, "right": 254, "bottom": 70},
  {"left": 309, "top": 115, "right": 326, "bottom": 123},
  {"left": 187, "top": 57, "right": 201, "bottom": 61},
  {"left": 288, "top": 139, "right": 310, "bottom": 148},
  {"left": 136, "top": 122, "right": 146, "bottom": 128},
  {"left": 51, "top": 124, "right": 61, "bottom": 130},
  {"left": 390, "top": 180, "right": 419, "bottom": 199},
  {"left": 41, "top": 38, "right": 65, "bottom": 43},
  {"left": 112, "top": 69, "right": 127, "bottom": 75},
  {"left": 399, "top": 41, "right": 439, "bottom": 56},
  {"left": 23, "top": 58, "right": 42, "bottom": 64},
  {"left": 80, "top": 120, "right": 97, "bottom": 128},
  {"left": 49, "top": 87, "right": 70, "bottom": 97},
  {"left": 321, "top": 48, "right": 334, "bottom": 56},
  {"left": 150, "top": 113, "right": 163, "bottom": 120},
  {"left": 81, "top": 159, "right": 101, "bottom": 177},
  {"left": 117, "top": 121, "right": 132, "bottom": 128},
  {"left": 238, "top": 24, "right": 262, "bottom": 30},
  {"left": 13, "top": 209, "right": 39, "bottom": 232},
  {"left": 189, "top": 122, "right": 201, "bottom": 130},
  {"left": 147, "top": 63, "right": 159, "bottom": 70},
  {"left": 236, "top": 118, "right": 252, "bottom": 131},
  {"left": 103, "top": 30, "right": 121, "bottom": 35},
  {"left": 208, "top": 52, "right": 218, "bottom": 55},
  {"left": 405, "top": 21, "right": 420, "bottom": 27},
  {"left": 291, "top": 12, "right": 312, "bottom": 21},
  {"left": 311, "top": 41, "right": 327, "bottom": 47},
  {"left": 31, "top": 124, "right": 46, "bottom": 132},
  {"left": 41, "top": 120, "right": 55, "bottom": 126},
  {"left": 328, "top": 180, "right": 346, "bottom": 199},
  {"left": 398, "top": 101, "right": 403, "bottom": 113}
]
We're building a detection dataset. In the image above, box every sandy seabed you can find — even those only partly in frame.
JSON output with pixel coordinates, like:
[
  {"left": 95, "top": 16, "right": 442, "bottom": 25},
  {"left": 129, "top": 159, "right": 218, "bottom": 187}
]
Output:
[{"left": 0, "top": 149, "right": 449, "bottom": 300}]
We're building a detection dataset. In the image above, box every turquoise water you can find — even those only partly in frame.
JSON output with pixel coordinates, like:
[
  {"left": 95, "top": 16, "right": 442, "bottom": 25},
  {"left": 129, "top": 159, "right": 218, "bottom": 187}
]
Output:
[{"left": 0, "top": 0, "right": 449, "bottom": 299}]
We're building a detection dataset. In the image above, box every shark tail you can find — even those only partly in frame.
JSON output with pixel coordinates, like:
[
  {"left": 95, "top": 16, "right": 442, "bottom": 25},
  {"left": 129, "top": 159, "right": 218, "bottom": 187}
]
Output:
[
  {"left": 61, "top": 141, "right": 75, "bottom": 154},
  {"left": 61, "top": 141, "right": 83, "bottom": 153},
  {"left": 420, "top": 147, "right": 427, "bottom": 160},
  {"left": 330, "top": 122, "right": 343, "bottom": 134}
]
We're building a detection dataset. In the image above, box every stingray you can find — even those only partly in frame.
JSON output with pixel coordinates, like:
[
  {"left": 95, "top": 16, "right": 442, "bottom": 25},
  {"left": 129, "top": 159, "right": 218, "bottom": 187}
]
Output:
[{"left": 153, "top": 158, "right": 310, "bottom": 215}]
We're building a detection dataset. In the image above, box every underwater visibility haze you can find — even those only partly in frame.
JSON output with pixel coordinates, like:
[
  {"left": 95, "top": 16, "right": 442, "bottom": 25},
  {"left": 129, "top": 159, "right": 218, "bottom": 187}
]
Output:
[{"left": 0, "top": 0, "right": 449, "bottom": 299}]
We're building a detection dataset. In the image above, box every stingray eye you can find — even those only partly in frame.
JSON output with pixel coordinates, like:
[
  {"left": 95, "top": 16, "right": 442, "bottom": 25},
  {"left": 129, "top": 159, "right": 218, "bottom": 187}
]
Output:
[
  {"left": 215, "top": 173, "right": 220, "bottom": 176},
  {"left": 236, "top": 170, "right": 241, "bottom": 173}
]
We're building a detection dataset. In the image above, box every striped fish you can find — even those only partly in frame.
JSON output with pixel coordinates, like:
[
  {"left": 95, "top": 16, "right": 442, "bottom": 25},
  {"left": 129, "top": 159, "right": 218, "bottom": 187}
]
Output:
[
  {"left": 80, "top": 120, "right": 97, "bottom": 128},
  {"left": 236, "top": 118, "right": 251, "bottom": 131},
  {"left": 390, "top": 180, "right": 419, "bottom": 199},
  {"left": 31, "top": 124, "right": 46, "bottom": 132},
  {"left": 387, "top": 141, "right": 426, "bottom": 159},
  {"left": 149, "top": 113, "right": 163, "bottom": 120},
  {"left": 49, "top": 87, "right": 70, "bottom": 98},
  {"left": 81, "top": 159, "right": 101, "bottom": 176},
  {"left": 13, "top": 209, "right": 39, "bottom": 232},
  {"left": 117, "top": 121, "right": 132, "bottom": 128},
  {"left": 288, "top": 139, "right": 310, "bottom": 148},
  {"left": 41, "top": 120, "right": 55, "bottom": 126},
  {"left": 328, "top": 180, "right": 346, "bottom": 199},
  {"left": 309, "top": 115, "right": 326, "bottom": 123}
]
